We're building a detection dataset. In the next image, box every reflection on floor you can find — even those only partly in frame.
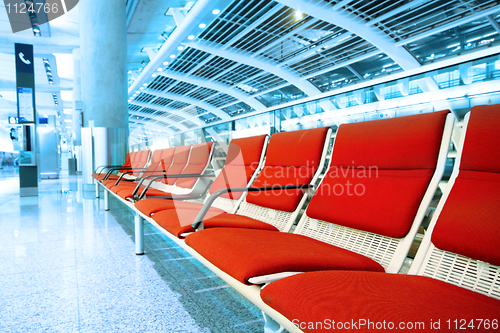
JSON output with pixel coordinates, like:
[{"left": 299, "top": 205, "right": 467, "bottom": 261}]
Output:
[{"left": 0, "top": 171, "right": 267, "bottom": 332}]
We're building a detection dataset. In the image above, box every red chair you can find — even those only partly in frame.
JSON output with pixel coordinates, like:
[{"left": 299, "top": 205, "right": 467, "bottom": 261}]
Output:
[
  {"left": 134, "top": 135, "right": 269, "bottom": 218},
  {"left": 185, "top": 110, "right": 453, "bottom": 285},
  {"left": 150, "top": 127, "right": 331, "bottom": 239},
  {"left": 260, "top": 105, "right": 500, "bottom": 333}
]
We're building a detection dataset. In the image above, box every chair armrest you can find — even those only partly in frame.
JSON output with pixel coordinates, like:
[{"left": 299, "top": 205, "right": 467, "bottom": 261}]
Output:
[
  {"left": 94, "top": 164, "right": 126, "bottom": 174},
  {"left": 103, "top": 166, "right": 138, "bottom": 180},
  {"left": 136, "top": 173, "right": 215, "bottom": 200},
  {"left": 191, "top": 184, "right": 313, "bottom": 230},
  {"left": 111, "top": 168, "right": 159, "bottom": 185}
]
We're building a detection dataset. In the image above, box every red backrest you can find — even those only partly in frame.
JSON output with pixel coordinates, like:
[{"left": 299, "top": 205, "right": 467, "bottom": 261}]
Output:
[
  {"left": 144, "top": 149, "right": 163, "bottom": 173},
  {"left": 131, "top": 150, "right": 150, "bottom": 176},
  {"left": 246, "top": 127, "right": 331, "bottom": 212},
  {"left": 126, "top": 152, "right": 139, "bottom": 175},
  {"left": 158, "top": 147, "right": 175, "bottom": 172},
  {"left": 432, "top": 105, "right": 500, "bottom": 266},
  {"left": 164, "top": 145, "right": 191, "bottom": 185},
  {"left": 307, "top": 110, "right": 450, "bottom": 238},
  {"left": 210, "top": 135, "right": 268, "bottom": 200},
  {"left": 175, "top": 142, "right": 213, "bottom": 189},
  {"left": 118, "top": 153, "right": 132, "bottom": 173}
]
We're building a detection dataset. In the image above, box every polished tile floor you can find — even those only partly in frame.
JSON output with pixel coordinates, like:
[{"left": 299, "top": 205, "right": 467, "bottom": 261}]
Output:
[{"left": 0, "top": 168, "right": 266, "bottom": 332}]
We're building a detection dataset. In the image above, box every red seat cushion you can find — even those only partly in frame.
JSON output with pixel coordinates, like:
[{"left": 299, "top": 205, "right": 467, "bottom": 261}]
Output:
[
  {"left": 102, "top": 180, "right": 118, "bottom": 187},
  {"left": 105, "top": 180, "right": 138, "bottom": 189},
  {"left": 92, "top": 173, "right": 105, "bottom": 180},
  {"left": 307, "top": 169, "right": 435, "bottom": 238},
  {"left": 432, "top": 106, "right": 500, "bottom": 266},
  {"left": 432, "top": 170, "right": 500, "bottom": 267},
  {"left": 153, "top": 210, "right": 278, "bottom": 238},
  {"left": 115, "top": 187, "right": 169, "bottom": 200},
  {"left": 94, "top": 174, "right": 120, "bottom": 181},
  {"left": 185, "top": 228, "right": 384, "bottom": 284},
  {"left": 261, "top": 271, "right": 500, "bottom": 333},
  {"left": 134, "top": 199, "right": 225, "bottom": 217}
]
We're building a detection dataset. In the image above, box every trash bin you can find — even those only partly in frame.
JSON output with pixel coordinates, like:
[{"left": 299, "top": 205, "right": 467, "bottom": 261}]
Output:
[{"left": 68, "top": 158, "right": 77, "bottom": 175}]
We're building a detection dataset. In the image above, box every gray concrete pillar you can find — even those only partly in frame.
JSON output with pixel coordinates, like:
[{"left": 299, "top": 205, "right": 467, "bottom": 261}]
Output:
[
  {"left": 79, "top": 0, "right": 129, "bottom": 187},
  {"left": 79, "top": 0, "right": 128, "bottom": 129}
]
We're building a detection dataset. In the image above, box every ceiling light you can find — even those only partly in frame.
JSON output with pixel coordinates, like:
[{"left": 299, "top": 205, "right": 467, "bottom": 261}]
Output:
[
  {"left": 143, "top": 83, "right": 148, "bottom": 86},
  {"left": 466, "top": 37, "right": 481, "bottom": 43},
  {"left": 199, "top": 23, "right": 206, "bottom": 28},
  {"left": 188, "top": 35, "right": 195, "bottom": 40},
  {"left": 163, "top": 61, "right": 169, "bottom": 65},
  {"left": 157, "top": 67, "right": 162, "bottom": 71},
  {"left": 170, "top": 54, "right": 176, "bottom": 59},
  {"left": 295, "top": 11, "right": 302, "bottom": 18},
  {"left": 483, "top": 32, "right": 499, "bottom": 38},
  {"left": 140, "top": 87, "right": 144, "bottom": 90},
  {"left": 177, "top": 46, "right": 184, "bottom": 51},
  {"left": 152, "top": 73, "right": 157, "bottom": 78},
  {"left": 136, "top": 91, "right": 140, "bottom": 94},
  {"left": 212, "top": 9, "right": 220, "bottom": 15}
]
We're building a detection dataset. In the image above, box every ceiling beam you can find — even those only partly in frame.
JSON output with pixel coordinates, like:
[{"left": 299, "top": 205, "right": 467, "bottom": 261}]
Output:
[
  {"left": 278, "top": 32, "right": 354, "bottom": 66},
  {"left": 131, "top": 99, "right": 206, "bottom": 127},
  {"left": 302, "top": 49, "right": 382, "bottom": 80},
  {"left": 145, "top": 88, "right": 231, "bottom": 121},
  {"left": 128, "top": 0, "right": 234, "bottom": 96},
  {"left": 366, "top": 0, "right": 431, "bottom": 27},
  {"left": 129, "top": 118, "right": 176, "bottom": 135},
  {"left": 183, "top": 40, "right": 321, "bottom": 96},
  {"left": 395, "top": 4, "right": 500, "bottom": 46},
  {"left": 222, "top": 4, "right": 284, "bottom": 50},
  {"left": 251, "top": 18, "right": 321, "bottom": 59},
  {"left": 273, "top": 0, "right": 420, "bottom": 71},
  {"left": 160, "top": 70, "right": 265, "bottom": 110},
  {"left": 128, "top": 110, "right": 183, "bottom": 132}
]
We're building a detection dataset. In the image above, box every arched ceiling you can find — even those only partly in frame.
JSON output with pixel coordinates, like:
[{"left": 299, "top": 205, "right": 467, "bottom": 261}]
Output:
[
  {"left": 1, "top": 0, "right": 500, "bottom": 142},
  {"left": 127, "top": 0, "right": 500, "bottom": 141}
]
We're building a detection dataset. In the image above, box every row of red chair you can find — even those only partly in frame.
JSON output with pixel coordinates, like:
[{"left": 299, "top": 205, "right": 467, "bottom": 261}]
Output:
[
  {"left": 259, "top": 105, "right": 500, "bottom": 332},
  {"left": 97, "top": 105, "right": 500, "bottom": 332},
  {"left": 95, "top": 142, "right": 215, "bottom": 210},
  {"left": 92, "top": 149, "right": 150, "bottom": 182}
]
